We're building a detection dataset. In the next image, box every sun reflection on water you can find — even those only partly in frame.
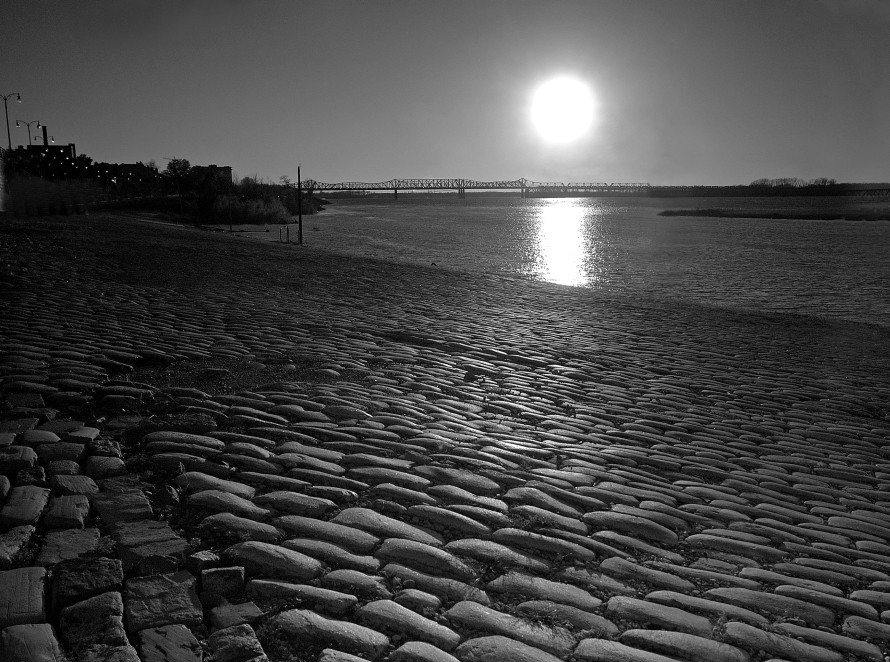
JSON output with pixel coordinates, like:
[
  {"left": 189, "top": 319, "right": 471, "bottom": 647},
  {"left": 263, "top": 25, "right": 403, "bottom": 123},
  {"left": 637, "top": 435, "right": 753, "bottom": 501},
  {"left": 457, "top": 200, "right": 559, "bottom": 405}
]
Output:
[{"left": 535, "top": 199, "right": 590, "bottom": 286}]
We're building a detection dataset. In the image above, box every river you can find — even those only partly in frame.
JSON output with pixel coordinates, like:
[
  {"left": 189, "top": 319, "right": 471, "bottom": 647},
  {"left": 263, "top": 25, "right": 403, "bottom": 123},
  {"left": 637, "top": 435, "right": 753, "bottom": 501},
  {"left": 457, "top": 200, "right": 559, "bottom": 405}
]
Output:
[{"left": 282, "top": 195, "right": 890, "bottom": 328}]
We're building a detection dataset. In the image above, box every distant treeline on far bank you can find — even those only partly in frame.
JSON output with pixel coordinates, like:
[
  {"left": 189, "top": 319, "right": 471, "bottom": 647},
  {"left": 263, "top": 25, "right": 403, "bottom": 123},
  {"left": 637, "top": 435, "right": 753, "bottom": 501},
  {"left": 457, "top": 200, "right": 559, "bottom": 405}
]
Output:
[{"left": 649, "top": 178, "right": 886, "bottom": 198}]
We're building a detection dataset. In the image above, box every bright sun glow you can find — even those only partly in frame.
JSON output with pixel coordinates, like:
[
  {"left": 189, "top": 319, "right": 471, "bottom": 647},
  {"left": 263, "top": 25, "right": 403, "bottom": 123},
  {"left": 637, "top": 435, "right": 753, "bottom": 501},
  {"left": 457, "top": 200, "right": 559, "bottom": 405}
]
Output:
[{"left": 531, "top": 76, "right": 596, "bottom": 143}]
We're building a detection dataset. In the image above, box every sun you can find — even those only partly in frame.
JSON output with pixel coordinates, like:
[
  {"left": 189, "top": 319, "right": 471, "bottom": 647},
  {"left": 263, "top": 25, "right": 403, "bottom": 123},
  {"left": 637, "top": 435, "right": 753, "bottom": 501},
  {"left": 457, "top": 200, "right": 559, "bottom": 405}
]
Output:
[{"left": 531, "top": 76, "right": 596, "bottom": 143}]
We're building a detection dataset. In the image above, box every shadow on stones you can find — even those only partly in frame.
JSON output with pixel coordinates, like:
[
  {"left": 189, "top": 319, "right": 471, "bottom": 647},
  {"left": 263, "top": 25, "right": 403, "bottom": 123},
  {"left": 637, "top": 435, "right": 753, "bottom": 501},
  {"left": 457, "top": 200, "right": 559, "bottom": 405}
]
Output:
[
  {"left": 131, "top": 356, "right": 375, "bottom": 395},
  {"left": 255, "top": 619, "right": 336, "bottom": 662}
]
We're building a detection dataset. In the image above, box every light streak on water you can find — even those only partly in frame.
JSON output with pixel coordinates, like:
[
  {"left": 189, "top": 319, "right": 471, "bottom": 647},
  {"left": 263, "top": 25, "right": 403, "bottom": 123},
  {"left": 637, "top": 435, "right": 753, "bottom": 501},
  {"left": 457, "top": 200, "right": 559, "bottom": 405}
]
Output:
[{"left": 535, "top": 199, "right": 589, "bottom": 286}]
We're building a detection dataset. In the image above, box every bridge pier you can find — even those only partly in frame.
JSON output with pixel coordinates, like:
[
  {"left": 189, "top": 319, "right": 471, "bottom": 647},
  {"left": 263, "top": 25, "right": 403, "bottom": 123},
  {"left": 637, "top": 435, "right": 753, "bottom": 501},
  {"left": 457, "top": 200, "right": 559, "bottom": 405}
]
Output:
[
  {"left": 393, "top": 188, "right": 398, "bottom": 200},
  {"left": 457, "top": 188, "right": 465, "bottom": 199}
]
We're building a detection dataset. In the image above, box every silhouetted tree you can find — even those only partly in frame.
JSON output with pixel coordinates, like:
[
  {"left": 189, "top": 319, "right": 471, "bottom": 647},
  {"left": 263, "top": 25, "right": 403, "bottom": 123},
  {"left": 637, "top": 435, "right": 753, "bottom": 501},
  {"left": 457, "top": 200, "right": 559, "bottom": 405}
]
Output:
[
  {"left": 165, "top": 158, "right": 190, "bottom": 187},
  {"left": 165, "top": 158, "right": 191, "bottom": 211}
]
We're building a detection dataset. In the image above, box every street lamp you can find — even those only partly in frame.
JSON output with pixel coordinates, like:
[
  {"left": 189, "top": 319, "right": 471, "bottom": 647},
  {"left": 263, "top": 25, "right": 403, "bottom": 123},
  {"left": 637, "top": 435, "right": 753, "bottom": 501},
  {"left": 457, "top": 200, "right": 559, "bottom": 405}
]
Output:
[
  {"left": 2, "top": 92, "right": 21, "bottom": 151},
  {"left": 15, "top": 119, "right": 40, "bottom": 147}
]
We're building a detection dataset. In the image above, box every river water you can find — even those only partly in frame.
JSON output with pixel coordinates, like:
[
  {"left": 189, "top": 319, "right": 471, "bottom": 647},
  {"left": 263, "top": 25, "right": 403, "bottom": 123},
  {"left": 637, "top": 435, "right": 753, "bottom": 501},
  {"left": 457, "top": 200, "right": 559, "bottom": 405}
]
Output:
[{"left": 294, "top": 195, "right": 890, "bottom": 327}]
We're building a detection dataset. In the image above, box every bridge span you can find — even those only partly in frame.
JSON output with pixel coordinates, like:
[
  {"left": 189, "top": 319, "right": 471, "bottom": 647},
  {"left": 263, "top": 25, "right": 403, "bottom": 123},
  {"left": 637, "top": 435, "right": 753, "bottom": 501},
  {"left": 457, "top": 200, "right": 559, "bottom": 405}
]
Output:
[
  {"left": 296, "top": 178, "right": 890, "bottom": 199},
  {"left": 299, "top": 177, "right": 650, "bottom": 198}
]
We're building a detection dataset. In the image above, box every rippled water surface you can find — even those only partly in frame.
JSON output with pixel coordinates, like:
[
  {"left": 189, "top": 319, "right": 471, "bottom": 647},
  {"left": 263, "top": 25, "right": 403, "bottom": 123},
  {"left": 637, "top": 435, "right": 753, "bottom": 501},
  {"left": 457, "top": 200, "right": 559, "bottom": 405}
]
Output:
[{"left": 300, "top": 196, "right": 890, "bottom": 327}]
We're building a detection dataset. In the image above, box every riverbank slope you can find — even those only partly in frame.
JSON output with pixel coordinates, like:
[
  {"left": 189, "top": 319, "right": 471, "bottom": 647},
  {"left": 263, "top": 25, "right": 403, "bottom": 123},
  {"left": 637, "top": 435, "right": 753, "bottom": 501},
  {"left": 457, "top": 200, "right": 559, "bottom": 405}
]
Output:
[{"left": 1, "top": 213, "right": 888, "bottom": 662}]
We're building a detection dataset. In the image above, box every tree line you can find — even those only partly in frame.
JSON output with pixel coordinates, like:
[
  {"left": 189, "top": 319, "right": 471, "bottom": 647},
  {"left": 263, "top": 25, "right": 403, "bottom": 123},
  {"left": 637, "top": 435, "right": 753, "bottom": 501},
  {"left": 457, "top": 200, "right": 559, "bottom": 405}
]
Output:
[
  {"left": 162, "top": 158, "right": 322, "bottom": 224},
  {"left": 749, "top": 177, "right": 837, "bottom": 188},
  {"left": 2, "top": 147, "right": 321, "bottom": 223}
]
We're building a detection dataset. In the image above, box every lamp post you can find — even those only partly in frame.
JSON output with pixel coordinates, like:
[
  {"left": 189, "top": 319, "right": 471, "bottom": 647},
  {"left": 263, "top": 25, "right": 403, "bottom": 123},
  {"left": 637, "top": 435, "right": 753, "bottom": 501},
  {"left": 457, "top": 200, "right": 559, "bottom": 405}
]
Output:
[
  {"left": 15, "top": 119, "right": 41, "bottom": 147},
  {"left": 2, "top": 92, "right": 21, "bottom": 152},
  {"left": 297, "top": 164, "right": 303, "bottom": 245}
]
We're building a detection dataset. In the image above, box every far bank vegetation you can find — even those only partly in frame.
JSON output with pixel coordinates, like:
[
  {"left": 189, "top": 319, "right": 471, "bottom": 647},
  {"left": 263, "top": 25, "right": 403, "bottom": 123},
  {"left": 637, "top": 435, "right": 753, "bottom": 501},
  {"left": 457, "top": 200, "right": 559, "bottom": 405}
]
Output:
[{"left": 659, "top": 176, "right": 890, "bottom": 221}]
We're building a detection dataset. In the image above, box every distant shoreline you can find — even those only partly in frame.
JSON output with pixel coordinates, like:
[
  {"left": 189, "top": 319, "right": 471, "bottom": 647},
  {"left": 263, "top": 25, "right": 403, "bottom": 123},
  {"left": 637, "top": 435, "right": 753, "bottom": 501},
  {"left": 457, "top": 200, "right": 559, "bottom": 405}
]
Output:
[{"left": 658, "top": 208, "right": 890, "bottom": 221}]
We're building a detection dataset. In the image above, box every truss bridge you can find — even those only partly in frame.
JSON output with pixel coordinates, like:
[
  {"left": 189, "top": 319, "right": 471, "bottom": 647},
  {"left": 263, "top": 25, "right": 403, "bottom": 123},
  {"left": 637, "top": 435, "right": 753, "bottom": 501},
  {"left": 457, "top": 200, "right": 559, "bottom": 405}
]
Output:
[{"left": 300, "top": 177, "right": 651, "bottom": 198}]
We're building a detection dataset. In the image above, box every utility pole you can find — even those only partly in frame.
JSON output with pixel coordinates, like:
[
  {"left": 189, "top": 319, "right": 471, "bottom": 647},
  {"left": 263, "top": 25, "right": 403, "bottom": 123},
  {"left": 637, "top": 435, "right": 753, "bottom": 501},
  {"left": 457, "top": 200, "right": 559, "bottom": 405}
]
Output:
[{"left": 297, "top": 164, "right": 303, "bottom": 246}]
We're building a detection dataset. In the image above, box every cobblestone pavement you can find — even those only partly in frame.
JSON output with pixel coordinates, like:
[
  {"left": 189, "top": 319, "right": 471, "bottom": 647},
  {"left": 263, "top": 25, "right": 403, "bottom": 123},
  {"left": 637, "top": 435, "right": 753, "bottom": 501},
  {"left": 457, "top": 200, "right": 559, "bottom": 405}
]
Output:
[{"left": 1, "top": 214, "right": 889, "bottom": 662}]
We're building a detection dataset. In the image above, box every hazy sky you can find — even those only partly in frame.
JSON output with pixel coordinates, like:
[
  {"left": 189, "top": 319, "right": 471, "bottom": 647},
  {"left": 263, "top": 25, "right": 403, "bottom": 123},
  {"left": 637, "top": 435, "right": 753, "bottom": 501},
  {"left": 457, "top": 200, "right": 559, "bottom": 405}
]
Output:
[{"left": 2, "top": 0, "right": 887, "bottom": 185}]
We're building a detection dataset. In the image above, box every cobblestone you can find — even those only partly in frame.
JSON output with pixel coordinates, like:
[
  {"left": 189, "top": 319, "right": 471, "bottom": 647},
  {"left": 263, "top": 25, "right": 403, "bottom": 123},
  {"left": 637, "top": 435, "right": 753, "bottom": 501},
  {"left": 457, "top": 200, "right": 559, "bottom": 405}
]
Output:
[{"left": 1, "top": 214, "right": 888, "bottom": 662}]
